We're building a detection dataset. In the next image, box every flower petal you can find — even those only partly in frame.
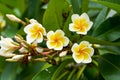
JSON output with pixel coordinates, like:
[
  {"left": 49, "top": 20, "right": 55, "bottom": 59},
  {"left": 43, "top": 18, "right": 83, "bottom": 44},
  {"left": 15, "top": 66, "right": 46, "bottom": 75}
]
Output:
[
  {"left": 69, "top": 23, "right": 78, "bottom": 32},
  {"left": 71, "top": 43, "right": 80, "bottom": 55},
  {"left": 24, "top": 23, "right": 33, "bottom": 33},
  {"left": 80, "top": 13, "right": 90, "bottom": 22},
  {"left": 46, "top": 41, "right": 57, "bottom": 49},
  {"left": 47, "top": 31, "right": 54, "bottom": 40},
  {"left": 36, "top": 33, "right": 43, "bottom": 43},
  {"left": 71, "top": 14, "right": 80, "bottom": 22},
  {"left": 63, "top": 37, "right": 69, "bottom": 47},
  {"left": 54, "top": 41, "right": 63, "bottom": 50},
  {"left": 72, "top": 53, "right": 84, "bottom": 63},
  {"left": 55, "top": 29, "right": 65, "bottom": 37},
  {"left": 82, "top": 53, "right": 92, "bottom": 63},
  {"left": 26, "top": 35, "right": 36, "bottom": 44},
  {"left": 83, "top": 47, "right": 94, "bottom": 56}
]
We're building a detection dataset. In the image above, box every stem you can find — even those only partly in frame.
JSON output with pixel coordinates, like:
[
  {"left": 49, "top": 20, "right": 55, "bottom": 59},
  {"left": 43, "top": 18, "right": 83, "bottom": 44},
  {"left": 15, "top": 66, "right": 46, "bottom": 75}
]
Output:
[
  {"left": 67, "top": 68, "right": 76, "bottom": 80},
  {"left": 77, "top": 65, "right": 87, "bottom": 80},
  {"left": 92, "top": 59, "right": 98, "bottom": 67},
  {"left": 57, "top": 71, "right": 69, "bottom": 80}
]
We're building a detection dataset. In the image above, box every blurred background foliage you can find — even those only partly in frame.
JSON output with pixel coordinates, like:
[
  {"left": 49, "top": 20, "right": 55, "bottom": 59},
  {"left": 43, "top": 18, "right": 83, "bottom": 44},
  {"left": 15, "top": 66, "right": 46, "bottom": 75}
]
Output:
[{"left": 0, "top": 0, "right": 120, "bottom": 80}]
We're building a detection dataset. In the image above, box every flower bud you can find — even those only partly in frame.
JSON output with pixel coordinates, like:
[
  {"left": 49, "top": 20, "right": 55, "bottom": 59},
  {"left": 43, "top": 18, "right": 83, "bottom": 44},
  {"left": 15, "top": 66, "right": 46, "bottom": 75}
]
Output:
[
  {"left": 93, "top": 44, "right": 101, "bottom": 48},
  {"left": 12, "top": 55, "right": 24, "bottom": 60},
  {"left": 19, "top": 47, "right": 28, "bottom": 53},
  {"left": 59, "top": 51, "right": 67, "bottom": 57},
  {"left": 6, "top": 14, "right": 21, "bottom": 22}
]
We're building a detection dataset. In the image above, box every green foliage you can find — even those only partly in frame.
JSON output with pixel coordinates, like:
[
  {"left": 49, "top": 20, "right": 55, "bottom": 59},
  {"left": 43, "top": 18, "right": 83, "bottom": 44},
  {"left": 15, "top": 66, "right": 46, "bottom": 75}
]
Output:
[{"left": 0, "top": 0, "right": 120, "bottom": 80}]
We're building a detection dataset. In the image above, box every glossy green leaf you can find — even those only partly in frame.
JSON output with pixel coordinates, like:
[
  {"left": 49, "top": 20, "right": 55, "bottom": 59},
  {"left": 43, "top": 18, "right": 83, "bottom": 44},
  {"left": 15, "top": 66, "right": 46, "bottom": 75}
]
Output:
[
  {"left": 43, "top": 0, "right": 64, "bottom": 31},
  {"left": 81, "top": 36, "right": 120, "bottom": 46},
  {"left": 92, "top": 7, "right": 108, "bottom": 35},
  {"left": 99, "top": 54, "right": 120, "bottom": 80},
  {"left": 92, "top": 16, "right": 120, "bottom": 37},
  {"left": 32, "top": 65, "right": 58, "bottom": 80},
  {"left": 1, "top": 63, "right": 22, "bottom": 80},
  {"left": 97, "top": 26, "right": 120, "bottom": 41},
  {"left": 81, "top": 0, "right": 89, "bottom": 13},
  {"left": 41, "top": 63, "right": 52, "bottom": 71},
  {"left": 70, "top": 0, "right": 81, "bottom": 14},
  {"left": 91, "top": 0, "right": 120, "bottom": 13}
]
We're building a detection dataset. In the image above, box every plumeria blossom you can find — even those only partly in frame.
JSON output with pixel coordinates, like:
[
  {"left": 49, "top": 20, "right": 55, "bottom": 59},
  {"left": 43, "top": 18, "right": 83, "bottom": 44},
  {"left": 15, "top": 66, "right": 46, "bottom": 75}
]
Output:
[
  {"left": 24, "top": 19, "right": 46, "bottom": 44},
  {"left": 46, "top": 30, "right": 69, "bottom": 50},
  {"left": 0, "top": 36, "right": 18, "bottom": 57},
  {"left": 71, "top": 41, "right": 94, "bottom": 63},
  {"left": 69, "top": 13, "right": 93, "bottom": 35}
]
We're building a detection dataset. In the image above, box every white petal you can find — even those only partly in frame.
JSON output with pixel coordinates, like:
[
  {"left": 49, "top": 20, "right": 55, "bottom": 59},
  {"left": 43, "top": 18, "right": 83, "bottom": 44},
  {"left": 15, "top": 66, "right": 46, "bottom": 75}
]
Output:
[
  {"left": 76, "top": 31, "right": 87, "bottom": 35},
  {"left": 87, "top": 21, "right": 93, "bottom": 31},
  {"left": 47, "top": 31, "right": 54, "bottom": 40},
  {"left": 63, "top": 37, "right": 69, "bottom": 47},
  {"left": 69, "top": 23, "right": 76, "bottom": 32},
  {"left": 54, "top": 41, "right": 63, "bottom": 50},
  {"left": 46, "top": 41, "right": 56, "bottom": 49},
  {"left": 80, "top": 41, "right": 90, "bottom": 47},
  {"left": 24, "top": 23, "right": 33, "bottom": 33},
  {"left": 87, "top": 47, "right": 94, "bottom": 56},
  {"left": 80, "top": 13, "right": 90, "bottom": 22},
  {"left": 36, "top": 33, "right": 43, "bottom": 43},
  {"left": 55, "top": 29, "right": 65, "bottom": 36},
  {"left": 71, "top": 43, "right": 79, "bottom": 53},
  {"left": 82, "top": 53, "right": 92, "bottom": 63},
  {"left": 26, "top": 35, "right": 36, "bottom": 44},
  {"left": 72, "top": 54, "right": 84, "bottom": 63},
  {"left": 38, "top": 24, "right": 46, "bottom": 35},
  {"left": 71, "top": 14, "right": 80, "bottom": 22},
  {"left": 29, "top": 19, "right": 38, "bottom": 23}
]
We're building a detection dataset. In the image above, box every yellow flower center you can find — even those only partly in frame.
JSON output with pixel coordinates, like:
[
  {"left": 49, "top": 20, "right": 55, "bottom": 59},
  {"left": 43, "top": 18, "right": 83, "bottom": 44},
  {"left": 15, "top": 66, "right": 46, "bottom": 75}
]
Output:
[
  {"left": 29, "top": 24, "right": 44, "bottom": 38},
  {"left": 74, "top": 18, "right": 89, "bottom": 31}
]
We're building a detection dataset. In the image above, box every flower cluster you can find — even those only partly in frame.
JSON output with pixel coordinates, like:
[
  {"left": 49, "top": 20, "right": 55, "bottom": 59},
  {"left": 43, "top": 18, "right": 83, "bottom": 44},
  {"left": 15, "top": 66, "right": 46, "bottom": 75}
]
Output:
[{"left": 0, "top": 13, "right": 94, "bottom": 64}]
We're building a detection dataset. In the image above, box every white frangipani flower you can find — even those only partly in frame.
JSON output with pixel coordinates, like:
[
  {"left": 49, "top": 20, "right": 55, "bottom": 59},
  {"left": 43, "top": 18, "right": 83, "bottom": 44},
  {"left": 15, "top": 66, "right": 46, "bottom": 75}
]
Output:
[
  {"left": 69, "top": 13, "right": 93, "bottom": 35},
  {"left": 0, "top": 36, "right": 18, "bottom": 57},
  {"left": 24, "top": 19, "right": 46, "bottom": 44},
  {"left": 46, "top": 30, "right": 69, "bottom": 50}
]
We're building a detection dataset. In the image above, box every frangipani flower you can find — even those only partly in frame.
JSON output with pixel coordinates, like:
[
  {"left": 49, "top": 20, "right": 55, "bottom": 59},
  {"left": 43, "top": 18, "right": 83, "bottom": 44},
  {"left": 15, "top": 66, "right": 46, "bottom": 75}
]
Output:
[
  {"left": 71, "top": 41, "right": 94, "bottom": 63},
  {"left": 46, "top": 30, "right": 69, "bottom": 50},
  {"left": 69, "top": 13, "right": 93, "bottom": 35},
  {"left": 0, "top": 36, "right": 18, "bottom": 57},
  {"left": 24, "top": 19, "right": 46, "bottom": 44}
]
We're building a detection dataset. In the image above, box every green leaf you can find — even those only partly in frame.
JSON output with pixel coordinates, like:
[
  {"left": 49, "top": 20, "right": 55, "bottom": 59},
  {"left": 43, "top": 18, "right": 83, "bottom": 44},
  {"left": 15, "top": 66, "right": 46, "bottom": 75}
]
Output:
[
  {"left": 92, "top": 7, "right": 108, "bottom": 35},
  {"left": 98, "top": 46, "right": 120, "bottom": 55},
  {"left": 92, "top": 16, "right": 120, "bottom": 37},
  {"left": 99, "top": 54, "right": 120, "bottom": 80},
  {"left": 97, "top": 26, "right": 120, "bottom": 41},
  {"left": 51, "top": 59, "right": 73, "bottom": 80},
  {"left": 41, "top": 63, "right": 52, "bottom": 71},
  {"left": 91, "top": 0, "right": 120, "bottom": 13},
  {"left": 1, "top": 63, "right": 22, "bottom": 80},
  {"left": 70, "top": 0, "right": 81, "bottom": 14},
  {"left": 81, "top": 0, "right": 89, "bottom": 13},
  {"left": 32, "top": 65, "right": 58, "bottom": 80},
  {"left": 81, "top": 36, "right": 120, "bottom": 46},
  {"left": 0, "top": 3, "right": 14, "bottom": 14},
  {"left": 43, "top": 0, "right": 64, "bottom": 31}
]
